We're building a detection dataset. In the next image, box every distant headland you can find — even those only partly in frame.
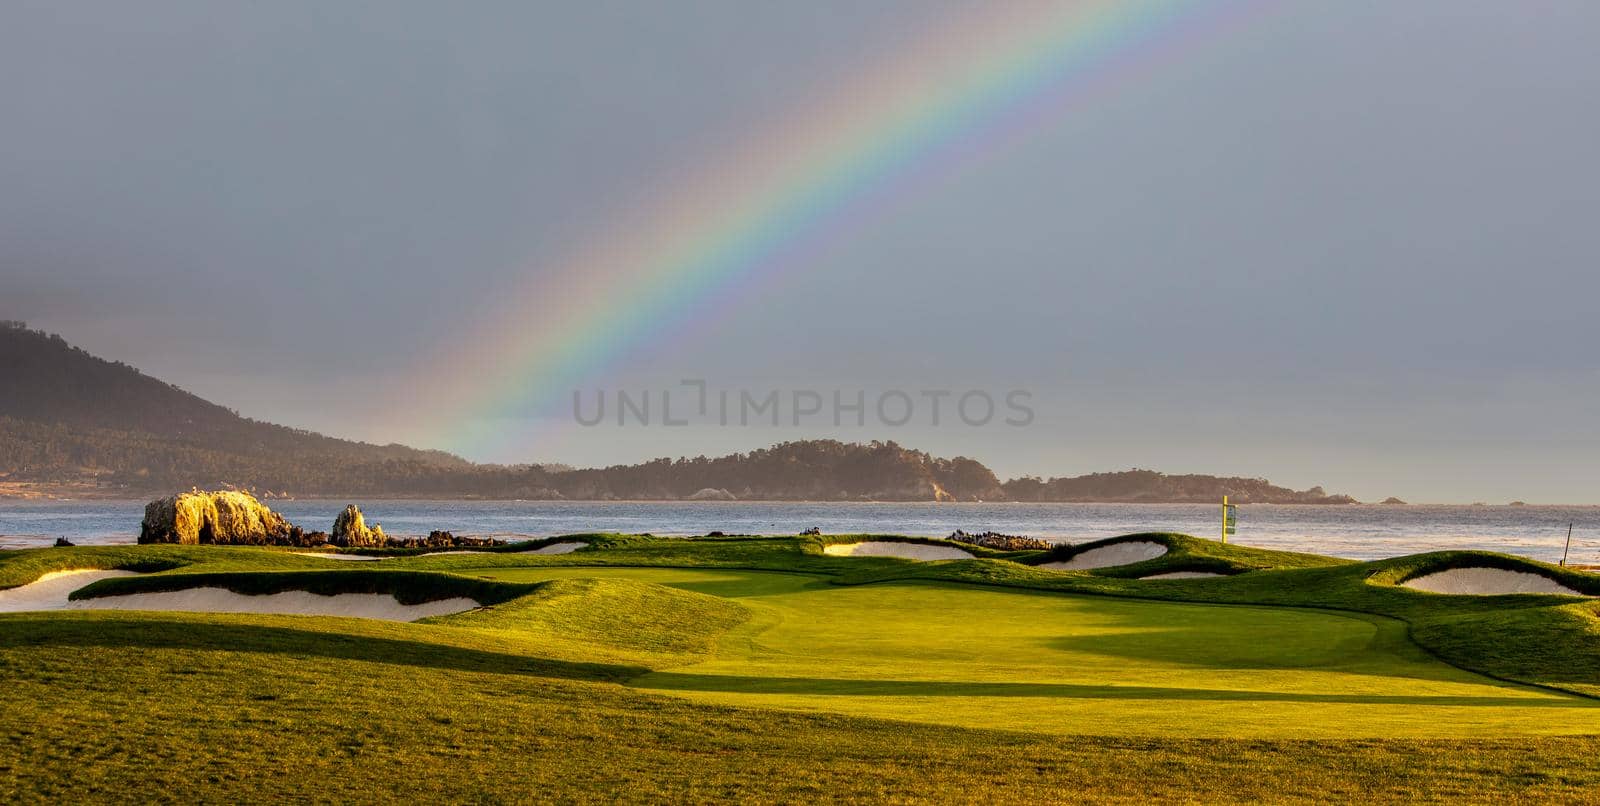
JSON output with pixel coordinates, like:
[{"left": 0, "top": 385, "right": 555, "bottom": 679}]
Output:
[{"left": 0, "top": 323, "right": 1357, "bottom": 504}]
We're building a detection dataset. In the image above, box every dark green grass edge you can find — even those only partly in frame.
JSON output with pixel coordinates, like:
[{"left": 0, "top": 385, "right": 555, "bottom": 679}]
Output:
[{"left": 68, "top": 569, "right": 541, "bottom": 606}]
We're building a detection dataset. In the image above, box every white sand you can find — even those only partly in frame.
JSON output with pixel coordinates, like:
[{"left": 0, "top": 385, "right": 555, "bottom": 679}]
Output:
[
  {"left": 292, "top": 552, "right": 384, "bottom": 561},
  {"left": 0, "top": 568, "right": 480, "bottom": 621},
  {"left": 1140, "top": 571, "right": 1226, "bottom": 580},
  {"left": 823, "top": 541, "right": 974, "bottom": 561},
  {"left": 527, "top": 541, "right": 586, "bottom": 555},
  {"left": 0, "top": 569, "right": 139, "bottom": 612},
  {"left": 71, "top": 588, "right": 480, "bottom": 621},
  {"left": 294, "top": 550, "right": 495, "bottom": 561},
  {"left": 1402, "top": 567, "right": 1591, "bottom": 597},
  {"left": 1039, "top": 541, "right": 1168, "bottom": 570}
]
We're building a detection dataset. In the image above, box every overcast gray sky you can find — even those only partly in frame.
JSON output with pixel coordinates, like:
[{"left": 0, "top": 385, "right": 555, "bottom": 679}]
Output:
[{"left": 3, "top": 1, "right": 1598, "bottom": 503}]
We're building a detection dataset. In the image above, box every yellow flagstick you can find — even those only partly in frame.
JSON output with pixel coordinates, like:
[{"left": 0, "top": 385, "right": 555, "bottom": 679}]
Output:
[{"left": 1221, "top": 495, "right": 1228, "bottom": 544}]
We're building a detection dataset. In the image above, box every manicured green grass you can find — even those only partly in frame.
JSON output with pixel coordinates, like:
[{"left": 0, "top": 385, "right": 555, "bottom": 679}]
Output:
[
  {"left": 436, "top": 576, "right": 751, "bottom": 666},
  {"left": 471, "top": 567, "right": 1596, "bottom": 739},
  {"left": 838, "top": 551, "right": 1600, "bottom": 697},
  {"left": 2, "top": 534, "right": 1599, "bottom": 801}
]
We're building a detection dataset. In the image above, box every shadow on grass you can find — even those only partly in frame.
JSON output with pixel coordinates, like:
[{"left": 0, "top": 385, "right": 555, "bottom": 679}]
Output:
[
  {"left": 1039, "top": 616, "right": 1442, "bottom": 675},
  {"left": 633, "top": 672, "right": 1591, "bottom": 708},
  {"left": 0, "top": 613, "right": 644, "bottom": 682}
]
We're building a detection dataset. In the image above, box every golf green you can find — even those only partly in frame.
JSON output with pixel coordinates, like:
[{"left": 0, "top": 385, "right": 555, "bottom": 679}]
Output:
[{"left": 471, "top": 566, "right": 1599, "bottom": 738}]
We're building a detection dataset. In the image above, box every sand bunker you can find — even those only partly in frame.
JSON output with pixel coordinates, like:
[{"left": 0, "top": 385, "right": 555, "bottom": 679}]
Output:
[
  {"left": 1402, "top": 567, "right": 1591, "bottom": 597},
  {"left": 823, "top": 542, "right": 974, "bottom": 561},
  {"left": 1140, "top": 571, "right": 1226, "bottom": 580},
  {"left": 0, "top": 568, "right": 479, "bottom": 621},
  {"left": 293, "top": 550, "right": 494, "bottom": 561},
  {"left": 527, "top": 541, "right": 586, "bottom": 555},
  {"left": 1040, "top": 541, "right": 1168, "bottom": 570},
  {"left": 71, "top": 589, "right": 478, "bottom": 621},
  {"left": 0, "top": 569, "right": 140, "bottom": 612}
]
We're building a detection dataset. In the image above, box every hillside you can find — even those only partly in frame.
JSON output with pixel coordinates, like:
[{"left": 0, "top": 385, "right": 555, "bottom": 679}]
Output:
[
  {"left": 0, "top": 324, "right": 1355, "bottom": 503},
  {"left": 0, "top": 322, "right": 474, "bottom": 494},
  {"left": 0, "top": 323, "right": 465, "bottom": 466}
]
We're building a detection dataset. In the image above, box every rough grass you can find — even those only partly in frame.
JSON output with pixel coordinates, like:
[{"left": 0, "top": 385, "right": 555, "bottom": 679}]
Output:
[{"left": 1413, "top": 602, "right": 1600, "bottom": 698}]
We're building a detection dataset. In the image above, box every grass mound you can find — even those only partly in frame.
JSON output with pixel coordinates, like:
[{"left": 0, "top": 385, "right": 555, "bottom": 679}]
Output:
[
  {"left": 1371, "top": 551, "right": 1600, "bottom": 597},
  {"left": 1413, "top": 601, "right": 1600, "bottom": 698},
  {"left": 1028, "top": 533, "right": 1348, "bottom": 576},
  {"left": 1038, "top": 538, "right": 1167, "bottom": 569},
  {"left": 439, "top": 577, "right": 751, "bottom": 665}
]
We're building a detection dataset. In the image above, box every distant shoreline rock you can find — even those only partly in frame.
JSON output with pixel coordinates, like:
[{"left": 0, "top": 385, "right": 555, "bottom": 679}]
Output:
[
  {"left": 331, "top": 504, "right": 386, "bottom": 548},
  {"left": 139, "top": 489, "right": 309, "bottom": 546},
  {"left": 948, "top": 530, "right": 1052, "bottom": 551},
  {"left": 136, "top": 490, "right": 504, "bottom": 549}
]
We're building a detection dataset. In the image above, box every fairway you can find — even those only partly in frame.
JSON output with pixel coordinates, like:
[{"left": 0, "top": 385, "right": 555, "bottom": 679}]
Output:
[
  {"left": 468, "top": 566, "right": 1599, "bottom": 738},
  {"left": 5, "top": 538, "right": 1600, "bottom": 802}
]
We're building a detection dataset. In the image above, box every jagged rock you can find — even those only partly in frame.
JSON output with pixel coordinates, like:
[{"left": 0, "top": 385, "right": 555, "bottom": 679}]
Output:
[
  {"left": 139, "top": 490, "right": 301, "bottom": 545},
  {"left": 799, "top": 527, "right": 821, "bottom": 536},
  {"left": 331, "top": 504, "right": 385, "bottom": 548},
  {"left": 687, "top": 487, "right": 737, "bottom": 501},
  {"left": 948, "top": 530, "right": 1052, "bottom": 551},
  {"left": 53, "top": 537, "right": 74, "bottom": 547},
  {"left": 383, "top": 531, "right": 506, "bottom": 550}
]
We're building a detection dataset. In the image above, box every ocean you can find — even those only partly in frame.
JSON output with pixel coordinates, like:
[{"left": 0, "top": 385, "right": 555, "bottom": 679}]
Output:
[{"left": 2, "top": 500, "right": 1598, "bottom": 564}]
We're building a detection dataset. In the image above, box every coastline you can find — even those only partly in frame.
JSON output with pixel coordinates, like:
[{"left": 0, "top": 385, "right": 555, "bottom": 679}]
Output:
[{"left": 5, "top": 481, "right": 1573, "bottom": 506}]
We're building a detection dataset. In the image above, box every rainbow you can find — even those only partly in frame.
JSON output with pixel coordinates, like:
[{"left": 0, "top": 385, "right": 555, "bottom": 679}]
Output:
[{"left": 394, "top": 0, "right": 1262, "bottom": 456}]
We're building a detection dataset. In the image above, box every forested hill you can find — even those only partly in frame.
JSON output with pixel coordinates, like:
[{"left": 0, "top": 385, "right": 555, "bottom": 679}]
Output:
[
  {"left": 999, "top": 470, "right": 1356, "bottom": 504},
  {"left": 0, "top": 322, "right": 468, "bottom": 492},
  {"left": 0, "top": 324, "right": 1356, "bottom": 503}
]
